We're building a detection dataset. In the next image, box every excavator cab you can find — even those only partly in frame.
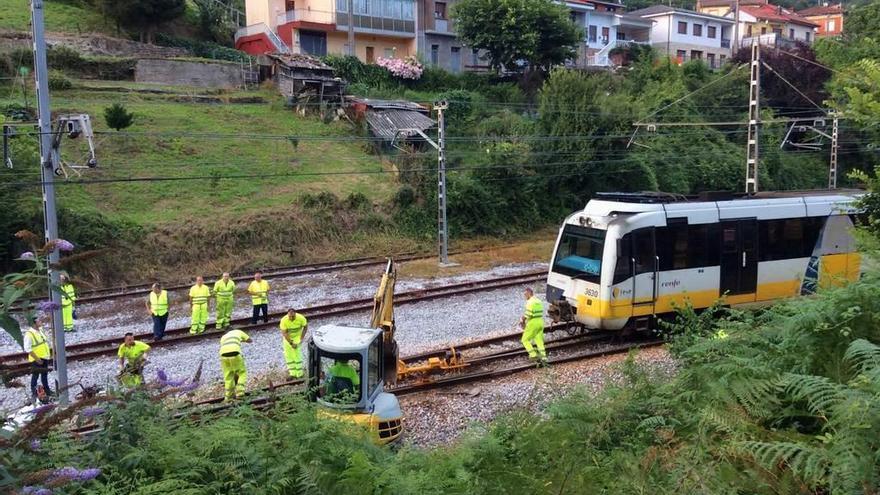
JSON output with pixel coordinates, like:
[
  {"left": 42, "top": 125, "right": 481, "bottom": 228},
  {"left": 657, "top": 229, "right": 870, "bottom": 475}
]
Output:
[{"left": 306, "top": 259, "right": 404, "bottom": 444}]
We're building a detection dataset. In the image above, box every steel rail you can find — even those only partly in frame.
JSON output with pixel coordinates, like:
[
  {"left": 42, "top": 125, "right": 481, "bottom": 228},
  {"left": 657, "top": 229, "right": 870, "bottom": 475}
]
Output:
[
  {"left": 67, "top": 333, "right": 661, "bottom": 435},
  {"left": 1, "top": 271, "right": 547, "bottom": 372}
]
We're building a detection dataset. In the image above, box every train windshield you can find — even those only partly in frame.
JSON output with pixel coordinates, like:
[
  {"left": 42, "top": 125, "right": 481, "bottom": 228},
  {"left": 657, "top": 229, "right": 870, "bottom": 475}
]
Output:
[{"left": 552, "top": 225, "right": 606, "bottom": 283}]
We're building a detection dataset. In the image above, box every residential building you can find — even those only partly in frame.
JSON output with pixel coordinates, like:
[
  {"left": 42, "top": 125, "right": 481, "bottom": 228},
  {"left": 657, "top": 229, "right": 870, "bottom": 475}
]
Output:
[
  {"left": 566, "top": 0, "right": 653, "bottom": 68},
  {"left": 416, "top": 0, "right": 487, "bottom": 73},
  {"left": 696, "top": 0, "right": 818, "bottom": 48},
  {"left": 235, "top": 0, "right": 418, "bottom": 61},
  {"left": 796, "top": 3, "right": 843, "bottom": 37},
  {"left": 630, "top": 5, "right": 734, "bottom": 68}
]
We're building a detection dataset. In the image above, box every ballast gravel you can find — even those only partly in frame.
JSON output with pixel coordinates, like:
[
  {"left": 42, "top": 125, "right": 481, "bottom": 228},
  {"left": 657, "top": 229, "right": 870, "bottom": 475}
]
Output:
[
  {"left": 398, "top": 346, "right": 677, "bottom": 447},
  {"left": 0, "top": 262, "right": 547, "bottom": 410}
]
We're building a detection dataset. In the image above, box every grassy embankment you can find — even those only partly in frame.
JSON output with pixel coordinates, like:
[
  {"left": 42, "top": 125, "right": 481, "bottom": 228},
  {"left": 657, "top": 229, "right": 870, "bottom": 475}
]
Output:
[{"left": 0, "top": 0, "right": 111, "bottom": 33}]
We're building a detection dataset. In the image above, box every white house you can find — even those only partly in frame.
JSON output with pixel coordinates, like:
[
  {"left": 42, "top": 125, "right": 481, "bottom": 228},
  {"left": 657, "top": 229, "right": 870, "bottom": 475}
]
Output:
[
  {"left": 567, "top": 0, "right": 654, "bottom": 67},
  {"left": 630, "top": 5, "right": 735, "bottom": 68}
]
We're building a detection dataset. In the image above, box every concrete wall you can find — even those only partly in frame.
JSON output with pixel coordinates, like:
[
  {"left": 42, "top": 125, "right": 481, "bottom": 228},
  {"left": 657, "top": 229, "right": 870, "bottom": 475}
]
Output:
[{"left": 135, "top": 59, "right": 244, "bottom": 88}]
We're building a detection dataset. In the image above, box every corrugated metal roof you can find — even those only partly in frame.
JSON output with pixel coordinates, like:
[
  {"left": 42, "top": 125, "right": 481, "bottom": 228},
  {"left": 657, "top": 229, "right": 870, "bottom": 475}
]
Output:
[
  {"left": 349, "top": 97, "right": 428, "bottom": 111},
  {"left": 365, "top": 109, "right": 435, "bottom": 140}
]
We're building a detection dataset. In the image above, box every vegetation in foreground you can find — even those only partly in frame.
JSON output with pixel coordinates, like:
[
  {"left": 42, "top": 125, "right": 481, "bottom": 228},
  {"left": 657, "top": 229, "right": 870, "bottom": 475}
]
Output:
[{"left": 1, "top": 257, "right": 879, "bottom": 494}]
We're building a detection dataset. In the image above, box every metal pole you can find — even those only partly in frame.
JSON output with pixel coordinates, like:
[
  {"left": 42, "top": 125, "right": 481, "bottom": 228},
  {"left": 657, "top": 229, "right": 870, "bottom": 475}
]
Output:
[
  {"left": 745, "top": 39, "right": 760, "bottom": 194},
  {"left": 31, "top": 0, "right": 68, "bottom": 405},
  {"left": 435, "top": 101, "right": 449, "bottom": 265},
  {"left": 733, "top": 0, "right": 740, "bottom": 57},
  {"left": 347, "top": 0, "right": 355, "bottom": 57},
  {"left": 828, "top": 115, "right": 839, "bottom": 189}
]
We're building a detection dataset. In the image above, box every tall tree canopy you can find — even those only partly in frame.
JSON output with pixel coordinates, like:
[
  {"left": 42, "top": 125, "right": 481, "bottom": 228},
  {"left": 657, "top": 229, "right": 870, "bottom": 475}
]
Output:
[
  {"left": 98, "top": 0, "right": 186, "bottom": 44},
  {"left": 451, "top": 0, "right": 581, "bottom": 71}
]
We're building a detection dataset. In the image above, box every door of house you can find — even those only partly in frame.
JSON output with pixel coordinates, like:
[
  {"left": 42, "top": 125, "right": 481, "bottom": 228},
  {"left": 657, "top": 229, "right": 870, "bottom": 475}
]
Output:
[
  {"left": 719, "top": 219, "right": 758, "bottom": 298},
  {"left": 450, "top": 47, "right": 461, "bottom": 73},
  {"left": 601, "top": 26, "right": 610, "bottom": 44},
  {"left": 366, "top": 46, "right": 375, "bottom": 63},
  {"left": 299, "top": 30, "right": 327, "bottom": 56}
]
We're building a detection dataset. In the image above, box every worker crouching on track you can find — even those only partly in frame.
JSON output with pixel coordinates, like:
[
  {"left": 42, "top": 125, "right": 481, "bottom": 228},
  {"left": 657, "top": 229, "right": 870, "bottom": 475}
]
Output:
[
  {"left": 520, "top": 287, "right": 547, "bottom": 365},
  {"left": 24, "top": 321, "right": 53, "bottom": 403},
  {"left": 146, "top": 283, "right": 169, "bottom": 341},
  {"left": 248, "top": 272, "right": 270, "bottom": 324},
  {"left": 280, "top": 309, "right": 308, "bottom": 378},
  {"left": 219, "top": 329, "right": 251, "bottom": 401},
  {"left": 213, "top": 273, "right": 236, "bottom": 331},
  {"left": 118, "top": 332, "right": 151, "bottom": 388},
  {"left": 189, "top": 276, "right": 211, "bottom": 334},
  {"left": 60, "top": 274, "right": 77, "bottom": 333}
]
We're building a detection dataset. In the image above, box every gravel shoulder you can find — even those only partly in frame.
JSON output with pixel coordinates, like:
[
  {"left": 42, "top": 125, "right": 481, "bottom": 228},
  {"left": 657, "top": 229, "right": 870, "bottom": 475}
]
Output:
[{"left": 399, "top": 346, "right": 676, "bottom": 447}]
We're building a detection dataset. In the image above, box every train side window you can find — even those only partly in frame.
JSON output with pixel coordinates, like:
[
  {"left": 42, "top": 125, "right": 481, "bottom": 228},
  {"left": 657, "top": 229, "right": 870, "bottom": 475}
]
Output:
[
  {"left": 802, "top": 217, "right": 823, "bottom": 256},
  {"left": 782, "top": 218, "right": 804, "bottom": 258},
  {"left": 657, "top": 224, "right": 688, "bottom": 270},
  {"left": 613, "top": 234, "right": 632, "bottom": 284},
  {"left": 687, "top": 224, "right": 709, "bottom": 268},
  {"left": 706, "top": 224, "right": 721, "bottom": 266},
  {"left": 632, "top": 228, "right": 655, "bottom": 275}
]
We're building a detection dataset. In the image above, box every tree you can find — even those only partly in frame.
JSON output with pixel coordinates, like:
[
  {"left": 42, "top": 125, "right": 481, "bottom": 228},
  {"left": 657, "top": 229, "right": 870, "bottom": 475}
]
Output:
[
  {"left": 451, "top": 0, "right": 581, "bottom": 72},
  {"left": 194, "top": 0, "right": 234, "bottom": 44},
  {"left": 103, "top": 103, "right": 134, "bottom": 131},
  {"left": 97, "top": 0, "right": 186, "bottom": 44},
  {"left": 731, "top": 44, "right": 830, "bottom": 116}
]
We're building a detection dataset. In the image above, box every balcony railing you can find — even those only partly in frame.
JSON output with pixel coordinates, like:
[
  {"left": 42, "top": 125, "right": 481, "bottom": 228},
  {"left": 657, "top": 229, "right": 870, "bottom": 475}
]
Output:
[
  {"left": 433, "top": 18, "right": 449, "bottom": 32},
  {"left": 276, "top": 9, "right": 336, "bottom": 26},
  {"left": 234, "top": 22, "right": 291, "bottom": 53},
  {"left": 740, "top": 33, "right": 805, "bottom": 48}
]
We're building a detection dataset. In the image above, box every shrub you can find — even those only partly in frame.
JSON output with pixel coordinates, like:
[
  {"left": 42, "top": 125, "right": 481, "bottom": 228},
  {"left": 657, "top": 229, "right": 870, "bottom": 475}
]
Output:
[
  {"left": 47, "top": 70, "right": 73, "bottom": 90},
  {"left": 437, "top": 89, "right": 475, "bottom": 127},
  {"left": 47, "top": 45, "right": 83, "bottom": 68},
  {"left": 321, "top": 54, "right": 394, "bottom": 88},
  {"left": 154, "top": 33, "right": 252, "bottom": 63},
  {"left": 376, "top": 55, "right": 423, "bottom": 80},
  {"left": 103, "top": 103, "right": 134, "bottom": 131}
]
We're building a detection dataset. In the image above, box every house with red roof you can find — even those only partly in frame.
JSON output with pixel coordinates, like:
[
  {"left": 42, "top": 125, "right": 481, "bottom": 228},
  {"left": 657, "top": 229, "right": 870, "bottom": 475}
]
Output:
[
  {"left": 796, "top": 3, "right": 843, "bottom": 37},
  {"left": 696, "top": 0, "right": 818, "bottom": 48}
]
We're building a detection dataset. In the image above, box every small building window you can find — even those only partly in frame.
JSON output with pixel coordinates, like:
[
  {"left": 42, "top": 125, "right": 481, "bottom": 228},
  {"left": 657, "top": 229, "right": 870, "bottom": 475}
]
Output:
[
  {"left": 384, "top": 47, "right": 394, "bottom": 58},
  {"left": 676, "top": 49, "right": 686, "bottom": 63},
  {"left": 588, "top": 25, "right": 597, "bottom": 42},
  {"left": 434, "top": 1, "right": 446, "bottom": 19},
  {"left": 430, "top": 44, "right": 439, "bottom": 65},
  {"left": 693, "top": 23, "right": 702, "bottom": 36},
  {"left": 471, "top": 48, "right": 479, "bottom": 66},
  {"left": 691, "top": 49, "right": 703, "bottom": 59},
  {"left": 827, "top": 19, "right": 835, "bottom": 31},
  {"left": 617, "top": 31, "right": 626, "bottom": 40},
  {"left": 789, "top": 28, "right": 795, "bottom": 39},
  {"left": 806, "top": 31, "right": 812, "bottom": 42},
  {"left": 707, "top": 25, "right": 716, "bottom": 38},
  {"left": 678, "top": 21, "right": 688, "bottom": 34}
]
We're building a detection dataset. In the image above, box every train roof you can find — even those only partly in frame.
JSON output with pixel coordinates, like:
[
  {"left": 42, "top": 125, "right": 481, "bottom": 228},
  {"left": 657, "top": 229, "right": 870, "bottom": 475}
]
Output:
[
  {"left": 594, "top": 189, "right": 864, "bottom": 204},
  {"left": 574, "top": 190, "right": 863, "bottom": 225}
]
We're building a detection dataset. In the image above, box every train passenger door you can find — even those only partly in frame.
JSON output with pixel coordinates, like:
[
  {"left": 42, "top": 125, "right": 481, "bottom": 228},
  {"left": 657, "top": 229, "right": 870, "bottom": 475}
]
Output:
[
  {"left": 631, "top": 228, "right": 658, "bottom": 314},
  {"left": 719, "top": 219, "right": 757, "bottom": 300}
]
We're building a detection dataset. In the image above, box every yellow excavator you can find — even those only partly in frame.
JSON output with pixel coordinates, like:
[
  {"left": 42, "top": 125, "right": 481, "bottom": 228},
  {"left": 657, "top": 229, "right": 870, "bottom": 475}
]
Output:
[{"left": 306, "top": 258, "right": 404, "bottom": 444}]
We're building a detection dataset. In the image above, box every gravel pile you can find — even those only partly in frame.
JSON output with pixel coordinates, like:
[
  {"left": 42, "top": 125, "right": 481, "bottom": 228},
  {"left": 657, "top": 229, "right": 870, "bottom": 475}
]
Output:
[
  {"left": 399, "top": 347, "right": 677, "bottom": 447},
  {"left": 0, "top": 262, "right": 548, "bottom": 409}
]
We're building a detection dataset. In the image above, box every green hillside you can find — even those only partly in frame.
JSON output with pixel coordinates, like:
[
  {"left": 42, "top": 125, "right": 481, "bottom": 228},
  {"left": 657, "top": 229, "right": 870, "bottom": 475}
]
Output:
[{"left": 0, "top": 0, "right": 112, "bottom": 33}]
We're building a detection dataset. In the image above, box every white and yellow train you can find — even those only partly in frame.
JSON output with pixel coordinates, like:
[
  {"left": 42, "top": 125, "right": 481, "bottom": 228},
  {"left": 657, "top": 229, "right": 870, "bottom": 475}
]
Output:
[{"left": 546, "top": 191, "right": 864, "bottom": 331}]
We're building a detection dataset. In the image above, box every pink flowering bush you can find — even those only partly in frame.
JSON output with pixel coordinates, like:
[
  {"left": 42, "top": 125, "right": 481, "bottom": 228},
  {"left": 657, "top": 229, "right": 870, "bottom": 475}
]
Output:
[{"left": 375, "top": 55, "right": 423, "bottom": 80}]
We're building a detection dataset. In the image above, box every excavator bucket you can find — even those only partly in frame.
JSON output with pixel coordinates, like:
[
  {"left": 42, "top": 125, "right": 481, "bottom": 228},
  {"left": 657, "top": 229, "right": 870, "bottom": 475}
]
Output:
[{"left": 370, "top": 259, "right": 399, "bottom": 385}]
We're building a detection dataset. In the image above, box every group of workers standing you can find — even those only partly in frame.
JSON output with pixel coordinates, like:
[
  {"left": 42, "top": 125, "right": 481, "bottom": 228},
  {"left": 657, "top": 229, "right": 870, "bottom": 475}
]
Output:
[
  {"left": 146, "top": 271, "right": 272, "bottom": 341},
  {"left": 23, "top": 268, "right": 548, "bottom": 405}
]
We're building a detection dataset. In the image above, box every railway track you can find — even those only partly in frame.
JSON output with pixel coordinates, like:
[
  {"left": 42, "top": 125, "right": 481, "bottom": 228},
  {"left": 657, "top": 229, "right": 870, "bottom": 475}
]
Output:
[
  {"left": 67, "top": 327, "right": 662, "bottom": 435},
  {"left": 1, "top": 271, "right": 547, "bottom": 374}
]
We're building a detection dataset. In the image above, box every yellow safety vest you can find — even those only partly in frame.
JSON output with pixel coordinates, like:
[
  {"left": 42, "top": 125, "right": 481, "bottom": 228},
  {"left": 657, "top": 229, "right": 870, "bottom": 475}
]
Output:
[
  {"left": 149, "top": 290, "right": 168, "bottom": 316},
  {"left": 118, "top": 341, "right": 151, "bottom": 363},
  {"left": 61, "top": 283, "right": 76, "bottom": 307},
  {"left": 524, "top": 296, "right": 543, "bottom": 320},
  {"left": 25, "top": 328, "right": 51, "bottom": 362},
  {"left": 189, "top": 284, "right": 210, "bottom": 305},
  {"left": 248, "top": 280, "right": 269, "bottom": 305},
  {"left": 280, "top": 313, "right": 308, "bottom": 344},
  {"left": 213, "top": 279, "right": 235, "bottom": 300},
  {"left": 220, "top": 329, "right": 250, "bottom": 356}
]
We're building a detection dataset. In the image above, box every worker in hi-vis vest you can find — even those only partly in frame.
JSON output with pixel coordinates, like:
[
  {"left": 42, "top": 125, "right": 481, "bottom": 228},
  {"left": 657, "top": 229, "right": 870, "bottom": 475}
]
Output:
[
  {"left": 520, "top": 287, "right": 547, "bottom": 364},
  {"left": 59, "top": 274, "right": 77, "bottom": 332},
  {"left": 117, "top": 332, "right": 151, "bottom": 388},
  {"left": 23, "top": 322, "right": 52, "bottom": 401},
  {"left": 213, "top": 273, "right": 236, "bottom": 331},
  {"left": 189, "top": 276, "right": 211, "bottom": 334},
  {"left": 248, "top": 272, "right": 270, "bottom": 325},
  {"left": 145, "top": 283, "right": 169, "bottom": 341},
  {"left": 219, "top": 329, "right": 250, "bottom": 401},
  {"left": 279, "top": 309, "right": 308, "bottom": 378}
]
